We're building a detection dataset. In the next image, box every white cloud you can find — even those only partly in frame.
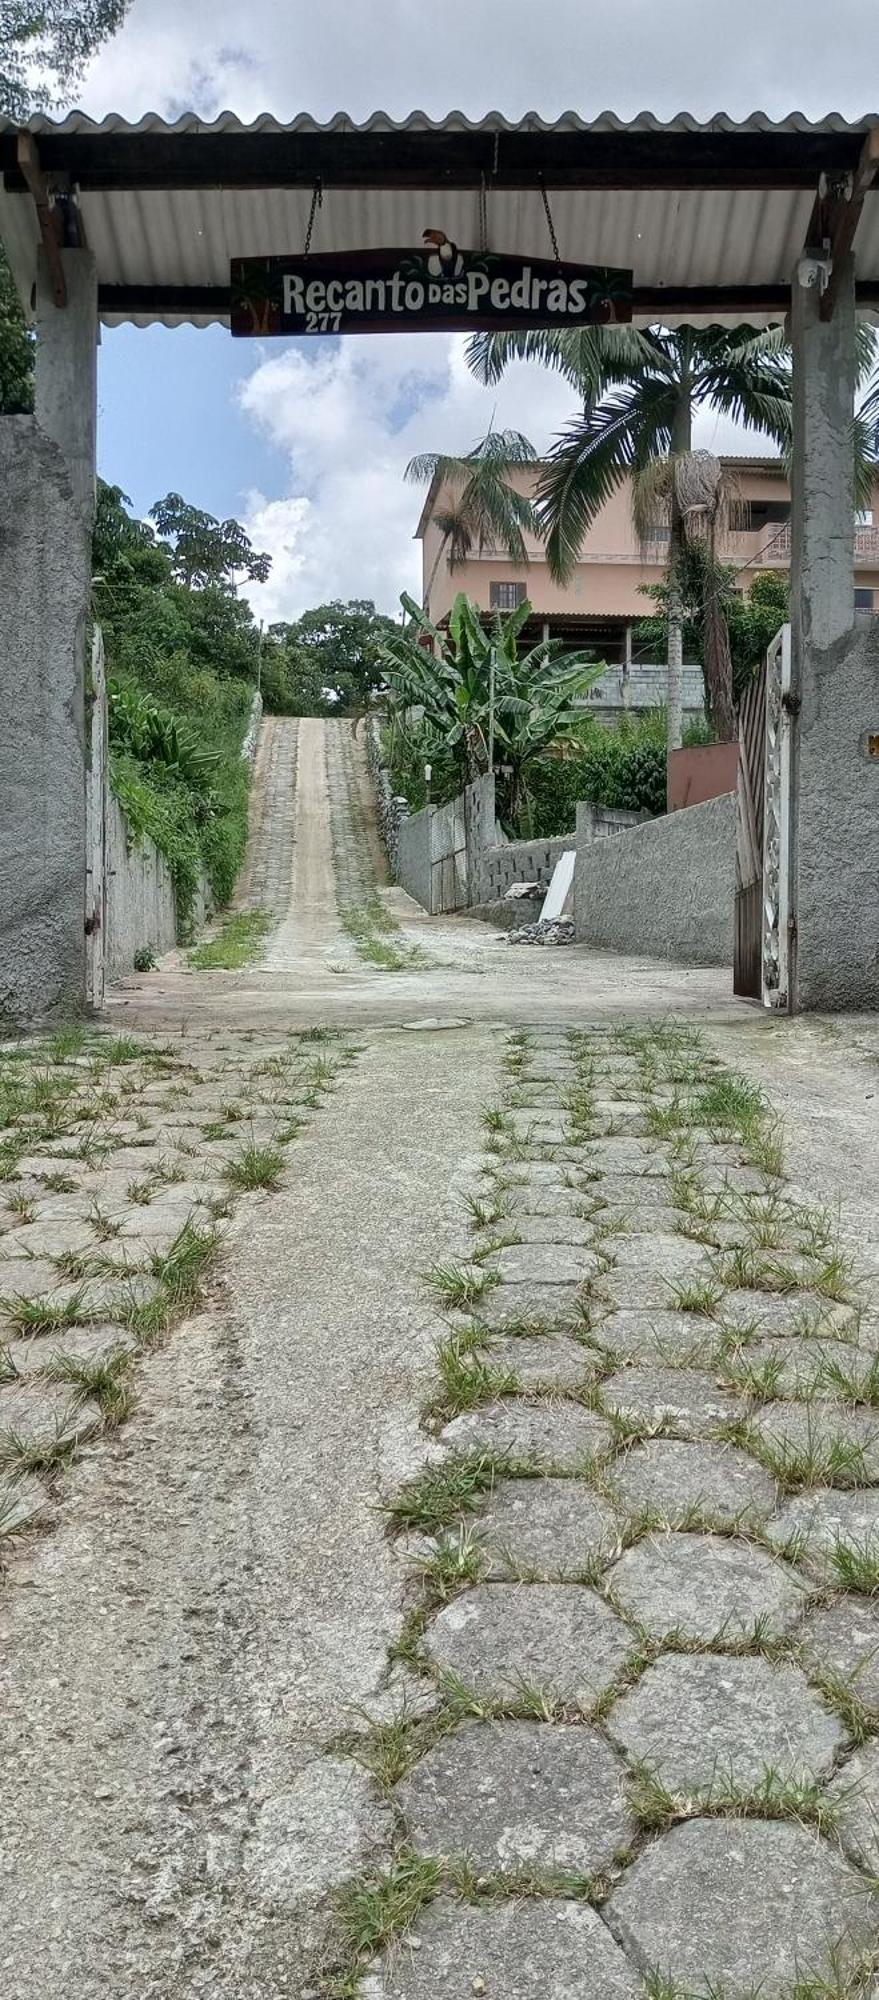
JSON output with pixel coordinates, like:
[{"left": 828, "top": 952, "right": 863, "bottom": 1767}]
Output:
[
  {"left": 82, "top": 0, "right": 878, "bottom": 124},
  {"left": 236, "top": 333, "right": 576, "bottom": 620}
]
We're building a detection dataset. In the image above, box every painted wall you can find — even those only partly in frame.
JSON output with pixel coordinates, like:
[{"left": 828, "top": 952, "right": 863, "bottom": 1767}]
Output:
[
  {"left": 669, "top": 741, "right": 739, "bottom": 811},
  {"left": 420, "top": 462, "right": 879, "bottom": 629},
  {"left": 0, "top": 419, "right": 90, "bottom": 1028},
  {"left": 574, "top": 794, "right": 736, "bottom": 966}
]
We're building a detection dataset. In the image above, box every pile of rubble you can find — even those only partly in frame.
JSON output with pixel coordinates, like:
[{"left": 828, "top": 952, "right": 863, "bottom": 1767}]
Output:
[{"left": 507, "top": 917, "right": 575, "bottom": 946}]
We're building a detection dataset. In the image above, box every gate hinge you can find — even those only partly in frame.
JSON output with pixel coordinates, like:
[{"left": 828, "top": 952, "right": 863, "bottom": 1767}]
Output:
[{"left": 781, "top": 691, "right": 801, "bottom": 716}]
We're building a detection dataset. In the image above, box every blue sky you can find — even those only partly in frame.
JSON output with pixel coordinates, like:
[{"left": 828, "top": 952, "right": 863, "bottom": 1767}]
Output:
[
  {"left": 78, "top": 0, "right": 879, "bottom": 619},
  {"left": 97, "top": 324, "right": 289, "bottom": 522}
]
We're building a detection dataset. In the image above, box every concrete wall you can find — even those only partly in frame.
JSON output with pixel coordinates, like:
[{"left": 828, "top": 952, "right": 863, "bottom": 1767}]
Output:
[
  {"left": 794, "top": 618, "right": 879, "bottom": 1010},
  {"left": 669, "top": 741, "right": 739, "bottom": 812},
  {"left": 105, "top": 796, "right": 213, "bottom": 980},
  {"left": 0, "top": 419, "right": 91, "bottom": 1028},
  {"left": 105, "top": 796, "right": 178, "bottom": 980},
  {"left": 574, "top": 794, "right": 736, "bottom": 966},
  {"left": 366, "top": 716, "right": 411, "bottom": 878},
  {"left": 397, "top": 794, "right": 467, "bottom": 914}
]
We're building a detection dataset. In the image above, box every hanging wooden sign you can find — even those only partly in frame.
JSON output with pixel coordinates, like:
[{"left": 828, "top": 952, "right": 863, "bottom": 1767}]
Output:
[{"left": 231, "top": 238, "right": 632, "bottom": 337}]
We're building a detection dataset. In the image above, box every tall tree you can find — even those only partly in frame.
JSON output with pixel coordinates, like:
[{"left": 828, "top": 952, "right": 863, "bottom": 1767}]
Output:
[
  {"left": 405, "top": 427, "right": 538, "bottom": 608},
  {"left": 0, "top": 0, "right": 133, "bottom": 412},
  {"left": 467, "top": 326, "right": 793, "bottom": 753},
  {"left": 0, "top": 1, "right": 131, "bottom": 117},
  {"left": 269, "top": 600, "right": 397, "bottom": 713},
  {"left": 149, "top": 493, "right": 271, "bottom": 590}
]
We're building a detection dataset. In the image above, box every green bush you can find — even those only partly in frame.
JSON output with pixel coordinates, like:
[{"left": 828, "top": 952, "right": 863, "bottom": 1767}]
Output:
[{"left": 527, "top": 714, "right": 666, "bottom": 833}]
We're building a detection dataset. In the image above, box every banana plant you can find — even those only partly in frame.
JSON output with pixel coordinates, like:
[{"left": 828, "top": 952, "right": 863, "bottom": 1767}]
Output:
[{"left": 381, "top": 592, "right": 601, "bottom": 834}]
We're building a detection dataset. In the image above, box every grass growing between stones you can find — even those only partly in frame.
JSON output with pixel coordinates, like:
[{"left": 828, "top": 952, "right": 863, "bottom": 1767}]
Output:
[
  {"left": 224, "top": 1142, "right": 286, "bottom": 1192},
  {"left": 423, "top": 1261, "right": 498, "bottom": 1310},
  {"left": 340, "top": 896, "right": 427, "bottom": 971},
  {"left": 325, "top": 1849, "right": 442, "bottom": 1998},
  {"left": 384, "top": 1452, "right": 512, "bottom": 1535},
  {"left": 628, "top": 1761, "right": 843, "bottom": 1839},
  {"left": 188, "top": 907, "right": 273, "bottom": 970}
]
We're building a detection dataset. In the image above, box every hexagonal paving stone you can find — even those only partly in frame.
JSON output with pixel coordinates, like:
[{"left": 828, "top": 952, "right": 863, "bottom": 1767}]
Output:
[
  {"left": 473, "top": 1478, "right": 621, "bottom": 1578},
  {"left": 577, "top": 1140, "right": 669, "bottom": 1176},
  {"left": 765, "top": 1487, "right": 879, "bottom": 1580},
  {"left": 608, "top": 1532, "right": 808, "bottom": 1643},
  {"left": 397, "top": 1719, "right": 635, "bottom": 1873},
  {"left": 476, "top": 1285, "right": 589, "bottom": 1332},
  {"left": 719, "top": 1290, "right": 859, "bottom": 1337},
  {"left": 0, "top": 1258, "right": 69, "bottom": 1304},
  {"left": 440, "top": 1400, "right": 611, "bottom": 1471},
  {"left": 0, "top": 1218, "right": 97, "bottom": 1260},
  {"left": 0, "top": 1470, "right": 50, "bottom": 1531},
  {"left": 490, "top": 1244, "right": 598, "bottom": 1287},
  {"left": 508, "top": 1216, "right": 597, "bottom": 1246},
  {"left": 605, "top": 1653, "right": 844, "bottom": 1791},
  {"left": 727, "top": 1334, "right": 869, "bottom": 1397},
  {"left": 603, "top": 1237, "right": 716, "bottom": 1309},
  {"left": 604, "top": 1818, "right": 878, "bottom": 1997},
  {"left": 358, "top": 1898, "right": 642, "bottom": 1999},
  {"left": 600, "top": 1365, "right": 744, "bottom": 1437},
  {"left": 503, "top": 1190, "right": 594, "bottom": 1222},
  {"left": 7, "top": 1323, "right": 137, "bottom": 1378},
  {"left": 425, "top": 1583, "right": 633, "bottom": 1710},
  {"left": 0, "top": 1381, "right": 101, "bottom": 1451},
  {"left": 799, "top": 1598, "right": 879, "bottom": 1711},
  {"left": 827, "top": 1740, "right": 879, "bottom": 1870},
  {"left": 490, "top": 1336, "right": 598, "bottom": 1392},
  {"left": 748, "top": 1400, "right": 879, "bottom": 1481},
  {"left": 607, "top": 1438, "right": 777, "bottom": 1529},
  {"left": 592, "top": 1309, "right": 717, "bottom": 1364}
]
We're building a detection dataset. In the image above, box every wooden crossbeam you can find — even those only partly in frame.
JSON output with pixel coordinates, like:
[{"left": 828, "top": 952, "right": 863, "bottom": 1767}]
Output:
[{"left": 16, "top": 132, "right": 66, "bottom": 306}]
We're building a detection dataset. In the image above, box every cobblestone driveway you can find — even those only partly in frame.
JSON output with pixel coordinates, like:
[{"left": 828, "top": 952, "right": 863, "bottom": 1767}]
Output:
[
  {"left": 0, "top": 1024, "right": 358, "bottom": 1534},
  {"left": 344, "top": 1021, "right": 879, "bottom": 2000}
]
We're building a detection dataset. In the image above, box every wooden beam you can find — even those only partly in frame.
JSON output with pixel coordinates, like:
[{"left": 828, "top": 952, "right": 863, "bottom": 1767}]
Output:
[
  {"left": 16, "top": 132, "right": 66, "bottom": 306},
  {"left": 818, "top": 131, "right": 879, "bottom": 320},
  {"left": 95, "top": 278, "right": 879, "bottom": 322},
  {"left": 1, "top": 125, "right": 869, "bottom": 195}
]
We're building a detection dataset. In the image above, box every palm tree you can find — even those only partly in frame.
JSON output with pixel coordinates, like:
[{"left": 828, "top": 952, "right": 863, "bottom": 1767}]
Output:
[
  {"left": 405, "top": 427, "right": 538, "bottom": 610},
  {"left": 467, "top": 326, "right": 795, "bottom": 755}
]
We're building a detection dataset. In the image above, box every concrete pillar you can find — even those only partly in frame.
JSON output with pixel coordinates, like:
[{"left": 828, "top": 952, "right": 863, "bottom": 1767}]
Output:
[
  {"left": 788, "top": 253, "right": 879, "bottom": 1009},
  {"left": 35, "top": 248, "right": 98, "bottom": 524},
  {"left": 0, "top": 250, "right": 97, "bottom": 1026}
]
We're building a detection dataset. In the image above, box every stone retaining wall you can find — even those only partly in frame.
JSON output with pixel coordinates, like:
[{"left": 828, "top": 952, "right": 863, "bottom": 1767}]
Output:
[{"left": 366, "top": 716, "right": 410, "bottom": 878}]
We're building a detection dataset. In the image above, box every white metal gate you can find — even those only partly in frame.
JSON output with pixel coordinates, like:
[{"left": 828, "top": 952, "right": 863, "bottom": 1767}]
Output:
[
  {"left": 85, "top": 624, "right": 108, "bottom": 1010},
  {"left": 761, "top": 622, "right": 794, "bottom": 1012}
]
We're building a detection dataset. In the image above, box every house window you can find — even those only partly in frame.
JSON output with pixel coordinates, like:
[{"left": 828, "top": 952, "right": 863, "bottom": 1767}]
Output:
[
  {"left": 489, "top": 581, "right": 527, "bottom": 610},
  {"left": 854, "top": 588, "right": 875, "bottom": 610}
]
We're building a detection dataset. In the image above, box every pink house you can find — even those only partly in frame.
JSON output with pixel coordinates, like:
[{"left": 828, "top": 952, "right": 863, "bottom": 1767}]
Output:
[{"left": 416, "top": 457, "right": 879, "bottom": 671}]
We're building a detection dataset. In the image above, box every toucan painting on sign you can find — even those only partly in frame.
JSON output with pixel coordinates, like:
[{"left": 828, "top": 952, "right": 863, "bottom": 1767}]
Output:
[{"left": 231, "top": 232, "right": 632, "bottom": 337}]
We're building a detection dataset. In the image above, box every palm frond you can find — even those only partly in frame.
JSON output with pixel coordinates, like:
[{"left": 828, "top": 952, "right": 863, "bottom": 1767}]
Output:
[
  {"left": 535, "top": 384, "right": 659, "bottom": 581},
  {"left": 464, "top": 325, "right": 660, "bottom": 395}
]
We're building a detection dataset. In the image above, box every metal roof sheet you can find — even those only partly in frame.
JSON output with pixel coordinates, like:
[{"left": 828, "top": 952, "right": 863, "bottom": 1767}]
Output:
[{"left": 1, "top": 109, "right": 877, "bottom": 328}]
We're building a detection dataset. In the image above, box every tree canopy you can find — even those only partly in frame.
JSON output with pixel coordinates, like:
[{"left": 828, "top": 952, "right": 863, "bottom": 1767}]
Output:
[
  {"left": 0, "top": 0, "right": 131, "bottom": 118},
  {"left": 267, "top": 599, "right": 398, "bottom": 713},
  {"left": 149, "top": 493, "right": 272, "bottom": 590}
]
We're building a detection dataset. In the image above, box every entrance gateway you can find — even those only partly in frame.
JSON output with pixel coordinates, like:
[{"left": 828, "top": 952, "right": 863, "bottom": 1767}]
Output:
[{"left": 1, "top": 111, "right": 878, "bottom": 1022}]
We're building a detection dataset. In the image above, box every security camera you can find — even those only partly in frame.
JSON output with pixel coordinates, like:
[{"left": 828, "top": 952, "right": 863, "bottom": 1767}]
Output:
[{"left": 796, "top": 252, "right": 832, "bottom": 293}]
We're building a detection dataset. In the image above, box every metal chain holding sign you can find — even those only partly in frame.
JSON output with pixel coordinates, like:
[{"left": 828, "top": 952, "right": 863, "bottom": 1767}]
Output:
[
  {"left": 303, "top": 180, "right": 322, "bottom": 256},
  {"left": 761, "top": 622, "right": 793, "bottom": 1010},
  {"left": 540, "top": 181, "right": 561, "bottom": 265}
]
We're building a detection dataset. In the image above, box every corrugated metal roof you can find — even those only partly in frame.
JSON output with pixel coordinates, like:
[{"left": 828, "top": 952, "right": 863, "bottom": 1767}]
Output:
[
  {"left": 2, "top": 110, "right": 878, "bottom": 134},
  {"left": 1, "top": 109, "right": 877, "bottom": 328}
]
